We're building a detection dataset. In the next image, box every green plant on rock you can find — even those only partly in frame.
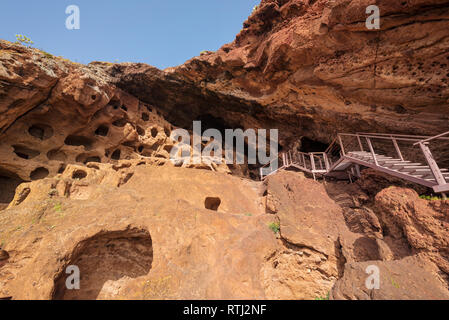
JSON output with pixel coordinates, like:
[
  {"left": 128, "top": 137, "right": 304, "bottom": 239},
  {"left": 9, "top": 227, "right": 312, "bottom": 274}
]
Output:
[
  {"left": 419, "top": 195, "right": 442, "bottom": 201},
  {"left": 268, "top": 222, "right": 280, "bottom": 234},
  {"left": 315, "top": 292, "right": 330, "bottom": 300},
  {"left": 252, "top": 5, "right": 259, "bottom": 13},
  {"left": 15, "top": 34, "right": 34, "bottom": 47},
  {"left": 40, "top": 50, "right": 54, "bottom": 59},
  {"left": 54, "top": 202, "right": 63, "bottom": 212}
]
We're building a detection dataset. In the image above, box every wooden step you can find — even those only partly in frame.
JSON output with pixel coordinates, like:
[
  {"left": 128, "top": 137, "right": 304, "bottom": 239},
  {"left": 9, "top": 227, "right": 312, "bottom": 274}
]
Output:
[{"left": 391, "top": 163, "right": 422, "bottom": 168}]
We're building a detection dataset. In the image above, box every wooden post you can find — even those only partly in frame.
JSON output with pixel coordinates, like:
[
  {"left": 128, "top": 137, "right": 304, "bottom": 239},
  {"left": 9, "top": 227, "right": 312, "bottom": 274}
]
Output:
[
  {"left": 355, "top": 164, "right": 361, "bottom": 178},
  {"left": 357, "top": 135, "right": 364, "bottom": 152},
  {"left": 366, "top": 137, "right": 378, "bottom": 166},
  {"left": 310, "top": 154, "right": 316, "bottom": 171},
  {"left": 418, "top": 142, "right": 446, "bottom": 186},
  {"left": 338, "top": 135, "right": 346, "bottom": 156},
  {"left": 392, "top": 138, "right": 404, "bottom": 161},
  {"left": 323, "top": 153, "right": 330, "bottom": 172}
]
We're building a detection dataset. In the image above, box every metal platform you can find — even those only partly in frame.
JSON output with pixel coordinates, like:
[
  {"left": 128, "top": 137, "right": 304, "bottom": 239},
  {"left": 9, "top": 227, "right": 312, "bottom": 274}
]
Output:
[{"left": 260, "top": 131, "right": 449, "bottom": 196}]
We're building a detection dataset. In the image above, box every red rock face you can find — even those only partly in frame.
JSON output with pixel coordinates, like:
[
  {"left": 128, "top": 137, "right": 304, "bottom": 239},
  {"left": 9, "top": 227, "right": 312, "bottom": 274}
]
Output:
[
  {"left": 1, "top": 0, "right": 449, "bottom": 300},
  {"left": 133, "top": 0, "right": 449, "bottom": 147}
]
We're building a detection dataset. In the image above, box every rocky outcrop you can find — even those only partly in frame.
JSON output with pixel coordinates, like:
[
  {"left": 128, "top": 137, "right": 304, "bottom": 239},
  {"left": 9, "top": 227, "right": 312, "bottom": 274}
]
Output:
[
  {"left": 0, "top": 164, "right": 353, "bottom": 300},
  {"left": 374, "top": 186, "right": 449, "bottom": 275},
  {"left": 0, "top": 41, "right": 234, "bottom": 209},
  {"left": 1, "top": 0, "right": 449, "bottom": 300},
  {"left": 108, "top": 0, "right": 449, "bottom": 150},
  {"left": 331, "top": 255, "right": 449, "bottom": 300}
]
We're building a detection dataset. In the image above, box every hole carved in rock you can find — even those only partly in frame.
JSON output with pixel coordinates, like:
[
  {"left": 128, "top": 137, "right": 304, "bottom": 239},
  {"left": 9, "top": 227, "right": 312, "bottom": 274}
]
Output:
[
  {"left": 65, "top": 136, "right": 93, "bottom": 150},
  {"left": 205, "top": 197, "right": 221, "bottom": 211},
  {"left": 0, "top": 169, "right": 24, "bottom": 209},
  {"left": 111, "top": 149, "right": 121, "bottom": 161},
  {"left": 13, "top": 145, "right": 40, "bottom": 160},
  {"left": 47, "top": 149, "right": 67, "bottom": 162},
  {"left": 95, "top": 125, "right": 109, "bottom": 137},
  {"left": 30, "top": 167, "right": 49, "bottom": 181},
  {"left": 72, "top": 170, "right": 87, "bottom": 180},
  {"left": 52, "top": 228, "right": 153, "bottom": 300},
  {"left": 28, "top": 124, "right": 53, "bottom": 140}
]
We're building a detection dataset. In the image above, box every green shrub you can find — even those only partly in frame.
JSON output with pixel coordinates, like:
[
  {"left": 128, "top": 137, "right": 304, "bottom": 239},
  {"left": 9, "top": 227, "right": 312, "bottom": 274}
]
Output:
[
  {"left": 41, "top": 50, "right": 54, "bottom": 59},
  {"left": 15, "top": 34, "right": 34, "bottom": 47},
  {"left": 252, "top": 5, "right": 259, "bottom": 13},
  {"left": 54, "top": 202, "right": 63, "bottom": 212},
  {"left": 315, "top": 292, "right": 330, "bottom": 300},
  {"left": 419, "top": 195, "right": 442, "bottom": 201},
  {"left": 268, "top": 222, "right": 280, "bottom": 234}
]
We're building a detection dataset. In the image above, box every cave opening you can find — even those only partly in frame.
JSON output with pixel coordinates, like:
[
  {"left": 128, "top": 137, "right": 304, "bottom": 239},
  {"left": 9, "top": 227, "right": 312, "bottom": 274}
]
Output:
[
  {"left": 205, "top": 197, "right": 221, "bottom": 211},
  {"left": 0, "top": 168, "right": 25, "bottom": 210},
  {"left": 12, "top": 145, "right": 40, "bottom": 160},
  {"left": 72, "top": 170, "right": 88, "bottom": 180},
  {"left": 95, "top": 125, "right": 109, "bottom": 137},
  {"left": 64, "top": 135, "right": 94, "bottom": 150},
  {"left": 30, "top": 167, "right": 49, "bottom": 181},
  {"left": 111, "top": 149, "right": 121, "bottom": 161},
  {"left": 52, "top": 229, "right": 153, "bottom": 300},
  {"left": 28, "top": 124, "right": 54, "bottom": 140},
  {"left": 299, "top": 137, "right": 330, "bottom": 153}
]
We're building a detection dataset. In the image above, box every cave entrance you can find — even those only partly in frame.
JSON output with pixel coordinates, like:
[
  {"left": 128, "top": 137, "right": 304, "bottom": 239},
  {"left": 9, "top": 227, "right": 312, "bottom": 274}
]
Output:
[
  {"left": 52, "top": 228, "right": 153, "bottom": 300},
  {"left": 0, "top": 168, "right": 25, "bottom": 210},
  {"left": 299, "top": 137, "right": 330, "bottom": 153}
]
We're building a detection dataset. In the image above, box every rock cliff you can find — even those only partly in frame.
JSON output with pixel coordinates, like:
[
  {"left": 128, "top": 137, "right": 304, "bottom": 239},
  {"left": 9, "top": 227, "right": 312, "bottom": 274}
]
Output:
[{"left": 1, "top": 0, "right": 449, "bottom": 300}]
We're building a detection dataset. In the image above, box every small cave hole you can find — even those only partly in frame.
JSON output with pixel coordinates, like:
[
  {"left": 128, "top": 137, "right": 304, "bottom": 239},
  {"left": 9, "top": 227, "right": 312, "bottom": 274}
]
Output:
[
  {"left": 136, "top": 126, "right": 145, "bottom": 136},
  {"left": 47, "top": 149, "right": 67, "bottom": 162},
  {"left": 76, "top": 154, "right": 101, "bottom": 164},
  {"left": 151, "top": 128, "right": 158, "bottom": 138},
  {"left": 95, "top": 125, "right": 109, "bottom": 137},
  {"left": 0, "top": 169, "right": 25, "bottom": 209},
  {"left": 12, "top": 145, "right": 40, "bottom": 160},
  {"left": 30, "top": 167, "right": 49, "bottom": 181},
  {"left": 51, "top": 229, "right": 153, "bottom": 300},
  {"left": 141, "top": 113, "right": 149, "bottom": 121},
  {"left": 300, "top": 137, "right": 329, "bottom": 153},
  {"left": 91, "top": 95, "right": 97, "bottom": 101},
  {"left": 353, "top": 237, "right": 381, "bottom": 262},
  {"left": 64, "top": 135, "right": 93, "bottom": 150},
  {"left": 28, "top": 124, "right": 53, "bottom": 140},
  {"left": 118, "top": 173, "right": 134, "bottom": 187},
  {"left": 58, "top": 164, "right": 67, "bottom": 174},
  {"left": 121, "top": 106, "right": 128, "bottom": 112},
  {"left": 85, "top": 156, "right": 101, "bottom": 164},
  {"left": 111, "top": 149, "right": 121, "bottom": 161},
  {"left": 72, "top": 170, "right": 87, "bottom": 180},
  {"left": 205, "top": 197, "right": 221, "bottom": 211},
  {"left": 112, "top": 119, "right": 128, "bottom": 128},
  {"left": 109, "top": 99, "right": 121, "bottom": 110}
]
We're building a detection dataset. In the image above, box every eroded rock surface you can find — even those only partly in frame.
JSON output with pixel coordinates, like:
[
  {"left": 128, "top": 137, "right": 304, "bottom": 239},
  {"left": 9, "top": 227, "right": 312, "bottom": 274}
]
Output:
[
  {"left": 109, "top": 0, "right": 449, "bottom": 150},
  {"left": 1, "top": 0, "right": 449, "bottom": 300}
]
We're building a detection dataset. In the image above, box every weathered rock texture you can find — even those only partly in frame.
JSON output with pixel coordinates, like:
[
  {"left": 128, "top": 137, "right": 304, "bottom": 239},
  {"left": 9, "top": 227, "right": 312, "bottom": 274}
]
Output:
[
  {"left": 1, "top": 0, "right": 449, "bottom": 300},
  {"left": 108, "top": 0, "right": 449, "bottom": 150},
  {"left": 0, "top": 41, "right": 234, "bottom": 209}
]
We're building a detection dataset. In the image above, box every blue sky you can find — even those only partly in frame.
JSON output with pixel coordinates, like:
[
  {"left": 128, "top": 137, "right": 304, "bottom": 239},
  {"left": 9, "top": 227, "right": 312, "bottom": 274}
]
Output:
[{"left": 0, "top": 0, "right": 259, "bottom": 69}]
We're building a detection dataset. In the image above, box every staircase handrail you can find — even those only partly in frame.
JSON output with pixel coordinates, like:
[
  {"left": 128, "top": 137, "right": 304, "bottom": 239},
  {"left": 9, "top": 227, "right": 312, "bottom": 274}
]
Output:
[
  {"left": 339, "top": 133, "right": 432, "bottom": 143},
  {"left": 413, "top": 131, "right": 449, "bottom": 145}
]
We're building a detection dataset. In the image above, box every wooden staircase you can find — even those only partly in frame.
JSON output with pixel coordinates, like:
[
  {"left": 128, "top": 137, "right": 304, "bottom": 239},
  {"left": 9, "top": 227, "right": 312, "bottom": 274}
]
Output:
[{"left": 260, "top": 131, "right": 449, "bottom": 197}]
